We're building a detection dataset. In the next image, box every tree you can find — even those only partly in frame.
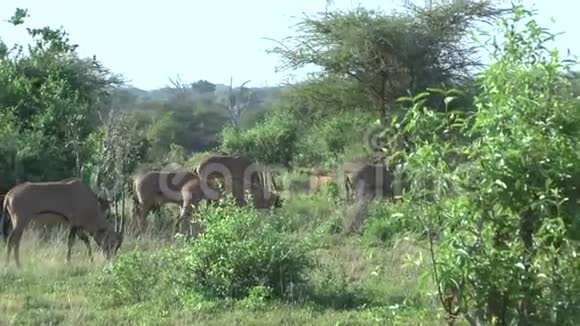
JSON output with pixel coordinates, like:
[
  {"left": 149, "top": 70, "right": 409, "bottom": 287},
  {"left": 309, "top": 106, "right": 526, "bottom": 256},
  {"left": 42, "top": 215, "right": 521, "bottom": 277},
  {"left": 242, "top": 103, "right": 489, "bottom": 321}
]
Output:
[
  {"left": 0, "top": 8, "right": 123, "bottom": 188},
  {"left": 85, "top": 109, "right": 148, "bottom": 226},
  {"left": 191, "top": 79, "right": 216, "bottom": 94},
  {"left": 268, "top": 2, "right": 506, "bottom": 120},
  {"left": 220, "top": 77, "right": 253, "bottom": 130},
  {"left": 282, "top": 75, "right": 372, "bottom": 121},
  {"left": 221, "top": 108, "right": 300, "bottom": 166},
  {"left": 167, "top": 74, "right": 193, "bottom": 102},
  {"left": 394, "top": 3, "right": 580, "bottom": 323}
]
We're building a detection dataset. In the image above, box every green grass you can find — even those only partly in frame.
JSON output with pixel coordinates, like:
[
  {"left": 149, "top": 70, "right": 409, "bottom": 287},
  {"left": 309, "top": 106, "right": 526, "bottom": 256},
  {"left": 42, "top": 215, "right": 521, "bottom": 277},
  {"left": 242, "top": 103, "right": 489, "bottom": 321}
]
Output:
[{"left": 0, "top": 201, "right": 452, "bottom": 325}]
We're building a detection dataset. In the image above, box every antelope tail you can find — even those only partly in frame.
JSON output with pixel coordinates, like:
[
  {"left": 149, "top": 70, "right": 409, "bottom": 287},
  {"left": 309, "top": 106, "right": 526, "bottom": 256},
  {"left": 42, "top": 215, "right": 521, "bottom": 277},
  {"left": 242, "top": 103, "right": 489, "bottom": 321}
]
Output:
[{"left": 0, "top": 198, "right": 10, "bottom": 242}]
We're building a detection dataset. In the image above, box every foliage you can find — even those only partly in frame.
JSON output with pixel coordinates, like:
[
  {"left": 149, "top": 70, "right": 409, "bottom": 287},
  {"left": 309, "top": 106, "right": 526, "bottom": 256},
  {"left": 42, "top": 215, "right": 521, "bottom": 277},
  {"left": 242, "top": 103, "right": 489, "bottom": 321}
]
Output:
[
  {"left": 363, "top": 201, "right": 424, "bottom": 245},
  {"left": 84, "top": 110, "right": 148, "bottom": 202},
  {"left": 283, "top": 76, "right": 372, "bottom": 120},
  {"left": 0, "top": 8, "right": 122, "bottom": 189},
  {"left": 97, "top": 197, "right": 313, "bottom": 303},
  {"left": 169, "top": 197, "right": 314, "bottom": 299},
  {"left": 219, "top": 77, "right": 254, "bottom": 130},
  {"left": 292, "top": 110, "right": 374, "bottom": 169},
  {"left": 2, "top": 221, "right": 437, "bottom": 325},
  {"left": 3, "top": 2, "right": 580, "bottom": 325},
  {"left": 389, "top": 3, "right": 580, "bottom": 324},
  {"left": 268, "top": 2, "right": 505, "bottom": 119},
  {"left": 191, "top": 79, "right": 217, "bottom": 94},
  {"left": 221, "top": 88, "right": 374, "bottom": 169},
  {"left": 142, "top": 111, "right": 178, "bottom": 160},
  {"left": 221, "top": 108, "right": 300, "bottom": 165},
  {"left": 95, "top": 249, "right": 168, "bottom": 305},
  {"left": 106, "top": 81, "right": 282, "bottom": 162}
]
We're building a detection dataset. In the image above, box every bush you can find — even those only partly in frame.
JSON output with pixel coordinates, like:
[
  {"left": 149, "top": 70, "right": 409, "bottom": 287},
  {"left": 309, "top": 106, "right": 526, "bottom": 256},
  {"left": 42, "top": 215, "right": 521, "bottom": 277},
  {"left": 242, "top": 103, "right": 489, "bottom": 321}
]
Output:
[
  {"left": 220, "top": 108, "right": 299, "bottom": 165},
  {"left": 363, "top": 201, "right": 423, "bottom": 244},
  {"left": 169, "top": 196, "right": 314, "bottom": 299},
  {"left": 391, "top": 4, "right": 580, "bottom": 324},
  {"left": 292, "top": 111, "right": 373, "bottom": 169},
  {"left": 95, "top": 196, "right": 315, "bottom": 307},
  {"left": 95, "top": 249, "right": 169, "bottom": 306}
]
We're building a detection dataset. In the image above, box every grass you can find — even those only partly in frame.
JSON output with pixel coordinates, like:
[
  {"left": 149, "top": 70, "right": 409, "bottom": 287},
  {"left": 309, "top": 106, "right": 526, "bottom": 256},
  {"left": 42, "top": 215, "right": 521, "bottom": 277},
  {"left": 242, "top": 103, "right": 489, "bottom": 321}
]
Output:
[{"left": 0, "top": 198, "right": 453, "bottom": 325}]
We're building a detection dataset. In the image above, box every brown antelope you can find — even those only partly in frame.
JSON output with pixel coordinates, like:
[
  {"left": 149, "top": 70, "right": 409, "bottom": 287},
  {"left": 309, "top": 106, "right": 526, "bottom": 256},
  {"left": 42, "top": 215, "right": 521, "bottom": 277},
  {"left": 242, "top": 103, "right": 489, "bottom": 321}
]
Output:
[
  {"left": 1, "top": 178, "right": 124, "bottom": 267},
  {"left": 195, "top": 155, "right": 283, "bottom": 209},
  {"left": 349, "top": 163, "right": 395, "bottom": 200},
  {"left": 133, "top": 171, "right": 199, "bottom": 232}
]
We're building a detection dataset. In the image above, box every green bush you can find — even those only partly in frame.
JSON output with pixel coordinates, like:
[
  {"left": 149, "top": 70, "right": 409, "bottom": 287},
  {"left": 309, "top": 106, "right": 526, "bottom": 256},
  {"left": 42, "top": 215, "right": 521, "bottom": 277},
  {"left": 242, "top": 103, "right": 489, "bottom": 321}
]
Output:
[
  {"left": 95, "top": 249, "right": 168, "bottom": 306},
  {"left": 275, "top": 192, "right": 345, "bottom": 234},
  {"left": 173, "top": 198, "right": 310, "bottom": 298},
  {"left": 0, "top": 10, "right": 122, "bottom": 188},
  {"left": 292, "top": 111, "right": 373, "bottom": 169},
  {"left": 169, "top": 196, "right": 313, "bottom": 299},
  {"left": 95, "top": 196, "right": 315, "bottom": 306},
  {"left": 390, "top": 4, "right": 580, "bottom": 324},
  {"left": 363, "top": 201, "right": 423, "bottom": 244},
  {"left": 220, "top": 108, "right": 299, "bottom": 165}
]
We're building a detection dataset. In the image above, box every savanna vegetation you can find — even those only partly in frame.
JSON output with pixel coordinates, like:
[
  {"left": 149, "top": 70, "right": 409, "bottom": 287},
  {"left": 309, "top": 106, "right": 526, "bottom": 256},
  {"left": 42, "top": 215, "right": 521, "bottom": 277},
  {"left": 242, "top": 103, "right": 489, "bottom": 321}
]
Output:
[{"left": 1, "top": 0, "right": 580, "bottom": 325}]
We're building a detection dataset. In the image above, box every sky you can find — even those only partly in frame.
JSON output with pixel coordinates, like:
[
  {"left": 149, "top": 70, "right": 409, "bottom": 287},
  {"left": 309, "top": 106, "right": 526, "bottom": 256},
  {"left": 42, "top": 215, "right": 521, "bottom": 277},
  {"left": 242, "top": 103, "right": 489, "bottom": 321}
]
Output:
[{"left": 0, "top": 0, "right": 577, "bottom": 90}]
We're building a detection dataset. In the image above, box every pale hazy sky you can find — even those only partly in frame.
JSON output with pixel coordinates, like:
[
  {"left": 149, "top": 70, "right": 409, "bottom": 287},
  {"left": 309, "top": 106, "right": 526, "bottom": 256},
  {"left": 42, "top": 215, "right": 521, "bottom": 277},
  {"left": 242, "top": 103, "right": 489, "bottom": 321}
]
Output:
[{"left": 0, "top": 1, "right": 577, "bottom": 90}]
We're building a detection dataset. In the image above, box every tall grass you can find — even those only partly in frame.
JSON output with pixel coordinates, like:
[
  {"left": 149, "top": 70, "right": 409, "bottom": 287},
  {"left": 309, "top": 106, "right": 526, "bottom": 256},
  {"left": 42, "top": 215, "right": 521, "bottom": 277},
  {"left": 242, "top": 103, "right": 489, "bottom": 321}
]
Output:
[{"left": 0, "top": 194, "right": 441, "bottom": 325}]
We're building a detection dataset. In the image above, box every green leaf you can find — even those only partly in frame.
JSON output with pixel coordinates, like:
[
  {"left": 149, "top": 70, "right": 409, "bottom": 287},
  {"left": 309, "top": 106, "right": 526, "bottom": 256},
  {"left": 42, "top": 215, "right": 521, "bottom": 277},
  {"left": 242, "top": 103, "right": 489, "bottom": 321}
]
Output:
[
  {"left": 457, "top": 249, "right": 469, "bottom": 256},
  {"left": 495, "top": 179, "right": 507, "bottom": 189},
  {"left": 395, "top": 96, "right": 413, "bottom": 103},
  {"left": 413, "top": 92, "right": 430, "bottom": 102},
  {"left": 444, "top": 96, "right": 457, "bottom": 106},
  {"left": 426, "top": 88, "right": 445, "bottom": 95},
  {"left": 446, "top": 89, "right": 465, "bottom": 96}
]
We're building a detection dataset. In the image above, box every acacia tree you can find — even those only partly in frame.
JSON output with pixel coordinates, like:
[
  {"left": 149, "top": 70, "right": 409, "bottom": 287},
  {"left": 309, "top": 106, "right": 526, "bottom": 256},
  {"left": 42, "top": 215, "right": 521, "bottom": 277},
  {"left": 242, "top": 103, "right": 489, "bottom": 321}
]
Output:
[{"left": 268, "top": 1, "right": 506, "bottom": 120}]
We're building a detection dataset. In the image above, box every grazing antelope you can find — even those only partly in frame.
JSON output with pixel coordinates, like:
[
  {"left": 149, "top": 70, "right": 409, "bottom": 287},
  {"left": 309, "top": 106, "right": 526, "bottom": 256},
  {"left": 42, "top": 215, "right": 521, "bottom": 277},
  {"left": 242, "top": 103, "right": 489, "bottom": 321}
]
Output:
[
  {"left": 1, "top": 211, "right": 96, "bottom": 262},
  {"left": 195, "top": 155, "right": 283, "bottom": 209},
  {"left": 132, "top": 170, "right": 220, "bottom": 234},
  {"left": 133, "top": 166, "right": 281, "bottom": 236},
  {"left": 1, "top": 178, "right": 124, "bottom": 267},
  {"left": 349, "top": 163, "right": 395, "bottom": 200}
]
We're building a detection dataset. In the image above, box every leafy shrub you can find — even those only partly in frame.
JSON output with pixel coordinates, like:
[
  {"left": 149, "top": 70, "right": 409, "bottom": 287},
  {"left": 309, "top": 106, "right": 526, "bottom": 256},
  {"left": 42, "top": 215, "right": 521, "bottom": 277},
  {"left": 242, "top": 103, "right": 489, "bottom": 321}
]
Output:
[
  {"left": 292, "top": 111, "right": 373, "bottom": 169},
  {"left": 275, "top": 191, "right": 346, "bottom": 233},
  {"left": 168, "top": 196, "right": 314, "bottom": 300},
  {"left": 279, "top": 171, "right": 310, "bottom": 194},
  {"left": 391, "top": 4, "right": 580, "bottom": 324},
  {"left": 95, "top": 196, "right": 315, "bottom": 307},
  {"left": 0, "top": 10, "right": 122, "bottom": 187},
  {"left": 317, "top": 181, "right": 340, "bottom": 199},
  {"left": 95, "top": 249, "right": 168, "bottom": 306},
  {"left": 363, "top": 201, "right": 423, "bottom": 244},
  {"left": 221, "top": 108, "right": 299, "bottom": 165}
]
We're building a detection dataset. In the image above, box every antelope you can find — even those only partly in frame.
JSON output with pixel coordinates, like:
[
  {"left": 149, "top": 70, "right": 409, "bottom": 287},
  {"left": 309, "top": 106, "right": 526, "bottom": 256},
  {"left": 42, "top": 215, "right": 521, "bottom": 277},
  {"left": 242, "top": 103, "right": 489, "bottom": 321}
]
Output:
[
  {"left": 195, "top": 155, "right": 283, "bottom": 209},
  {"left": 349, "top": 163, "right": 396, "bottom": 200},
  {"left": 132, "top": 170, "right": 220, "bottom": 234},
  {"left": 1, "top": 178, "right": 124, "bottom": 267}
]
